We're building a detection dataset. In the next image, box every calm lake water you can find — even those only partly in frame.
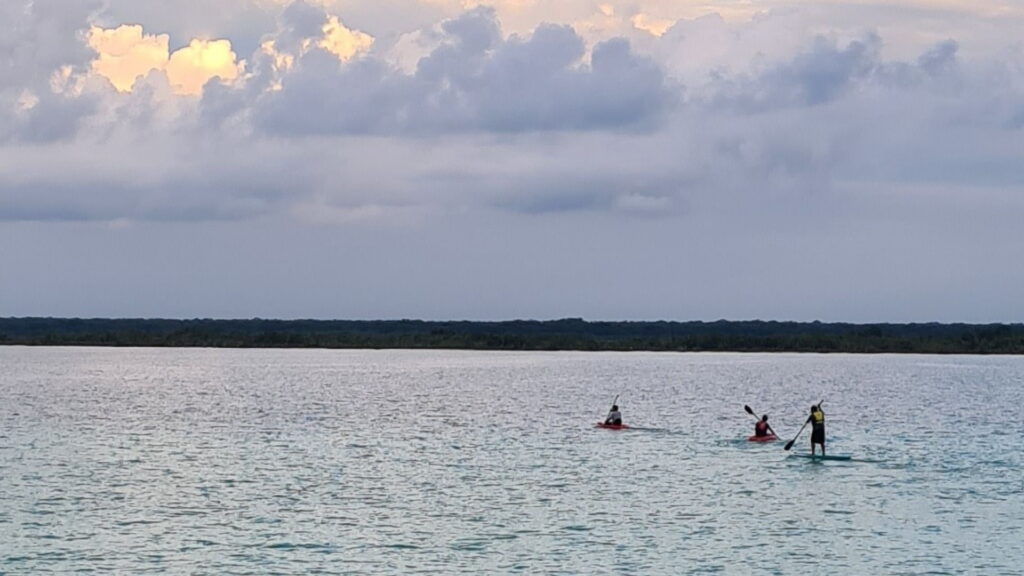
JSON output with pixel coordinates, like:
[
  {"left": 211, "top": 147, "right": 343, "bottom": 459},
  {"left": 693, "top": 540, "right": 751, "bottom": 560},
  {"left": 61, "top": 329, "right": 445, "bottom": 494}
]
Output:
[{"left": 1, "top": 347, "right": 1022, "bottom": 574}]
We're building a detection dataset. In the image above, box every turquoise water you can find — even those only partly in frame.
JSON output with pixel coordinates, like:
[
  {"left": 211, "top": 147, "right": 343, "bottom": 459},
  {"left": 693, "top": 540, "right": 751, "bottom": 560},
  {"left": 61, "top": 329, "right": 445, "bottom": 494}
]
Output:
[{"left": 1, "top": 347, "right": 1022, "bottom": 574}]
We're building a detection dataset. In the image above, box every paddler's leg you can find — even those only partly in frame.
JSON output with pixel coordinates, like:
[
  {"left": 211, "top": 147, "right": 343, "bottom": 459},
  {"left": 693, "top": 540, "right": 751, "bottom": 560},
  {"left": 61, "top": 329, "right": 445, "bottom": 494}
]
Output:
[{"left": 811, "top": 426, "right": 824, "bottom": 455}]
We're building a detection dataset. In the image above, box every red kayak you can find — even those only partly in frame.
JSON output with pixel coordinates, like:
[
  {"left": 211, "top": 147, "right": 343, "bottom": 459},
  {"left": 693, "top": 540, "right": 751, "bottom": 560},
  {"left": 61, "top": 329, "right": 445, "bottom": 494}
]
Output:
[
  {"left": 748, "top": 434, "right": 778, "bottom": 442},
  {"left": 595, "top": 422, "right": 630, "bottom": 430}
]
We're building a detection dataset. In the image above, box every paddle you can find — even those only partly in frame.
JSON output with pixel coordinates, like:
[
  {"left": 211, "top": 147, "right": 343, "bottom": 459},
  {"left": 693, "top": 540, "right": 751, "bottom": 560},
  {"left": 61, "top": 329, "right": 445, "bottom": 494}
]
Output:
[
  {"left": 602, "top": 389, "right": 618, "bottom": 416},
  {"left": 605, "top": 394, "right": 620, "bottom": 423},
  {"left": 784, "top": 400, "right": 823, "bottom": 451},
  {"left": 744, "top": 404, "right": 777, "bottom": 437}
]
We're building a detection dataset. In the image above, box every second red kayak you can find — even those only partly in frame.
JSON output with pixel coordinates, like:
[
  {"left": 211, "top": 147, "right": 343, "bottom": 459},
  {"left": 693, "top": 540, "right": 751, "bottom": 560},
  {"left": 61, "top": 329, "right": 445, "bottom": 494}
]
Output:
[
  {"left": 747, "top": 434, "right": 778, "bottom": 442},
  {"left": 595, "top": 422, "right": 630, "bottom": 430}
]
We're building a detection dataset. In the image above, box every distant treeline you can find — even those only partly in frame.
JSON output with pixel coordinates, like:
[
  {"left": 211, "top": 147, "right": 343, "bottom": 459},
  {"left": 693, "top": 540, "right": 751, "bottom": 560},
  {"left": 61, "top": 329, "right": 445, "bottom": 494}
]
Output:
[{"left": 2, "top": 317, "right": 1024, "bottom": 353}]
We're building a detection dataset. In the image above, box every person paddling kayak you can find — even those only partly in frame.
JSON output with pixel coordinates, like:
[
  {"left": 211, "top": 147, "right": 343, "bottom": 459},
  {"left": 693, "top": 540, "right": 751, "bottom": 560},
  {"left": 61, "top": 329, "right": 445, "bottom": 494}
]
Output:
[
  {"left": 807, "top": 403, "right": 825, "bottom": 455},
  {"left": 754, "top": 415, "right": 776, "bottom": 438},
  {"left": 605, "top": 404, "right": 623, "bottom": 426}
]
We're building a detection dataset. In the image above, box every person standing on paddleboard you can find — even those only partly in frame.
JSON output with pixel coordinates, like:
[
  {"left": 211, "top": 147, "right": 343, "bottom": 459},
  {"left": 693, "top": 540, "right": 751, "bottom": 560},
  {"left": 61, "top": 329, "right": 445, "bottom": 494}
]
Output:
[
  {"left": 605, "top": 405, "right": 622, "bottom": 426},
  {"left": 754, "top": 415, "right": 776, "bottom": 438},
  {"left": 807, "top": 404, "right": 825, "bottom": 455}
]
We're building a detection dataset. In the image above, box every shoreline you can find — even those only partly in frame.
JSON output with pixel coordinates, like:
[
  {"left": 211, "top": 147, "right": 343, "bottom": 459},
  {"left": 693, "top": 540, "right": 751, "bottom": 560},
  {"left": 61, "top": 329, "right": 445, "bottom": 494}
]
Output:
[{"left": 3, "top": 317, "right": 1023, "bottom": 354}]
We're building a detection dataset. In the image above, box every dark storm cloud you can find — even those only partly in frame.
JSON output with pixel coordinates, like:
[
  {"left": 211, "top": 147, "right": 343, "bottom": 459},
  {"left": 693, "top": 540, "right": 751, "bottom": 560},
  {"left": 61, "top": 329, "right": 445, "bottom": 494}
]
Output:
[{"left": 251, "top": 7, "right": 674, "bottom": 135}]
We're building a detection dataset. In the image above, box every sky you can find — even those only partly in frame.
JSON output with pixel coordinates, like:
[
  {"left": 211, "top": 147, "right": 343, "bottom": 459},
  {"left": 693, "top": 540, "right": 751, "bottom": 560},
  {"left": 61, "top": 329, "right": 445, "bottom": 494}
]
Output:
[{"left": 2, "top": 0, "right": 1023, "bottom": 323}]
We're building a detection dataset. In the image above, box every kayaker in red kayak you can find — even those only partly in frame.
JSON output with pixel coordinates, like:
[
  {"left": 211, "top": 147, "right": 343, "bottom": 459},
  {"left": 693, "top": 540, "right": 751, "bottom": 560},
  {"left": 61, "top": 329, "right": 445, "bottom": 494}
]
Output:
[
  {"left": 753, "top": 415, "right": 776, "bottom": 438},
  {"left": 806, "top": 403, "right": 826, "bottom": 455},
  {"left": 605, "top": 404, "right": 623, "bottom": 426}
]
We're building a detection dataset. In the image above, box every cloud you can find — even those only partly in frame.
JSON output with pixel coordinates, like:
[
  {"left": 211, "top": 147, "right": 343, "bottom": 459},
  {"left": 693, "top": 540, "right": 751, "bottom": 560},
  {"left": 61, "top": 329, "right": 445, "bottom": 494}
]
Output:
[
  {"left": 917, "top": 39, "right": 958, "bottom": 76},
  {"left": 708, "top": 34, "right": 966, "bottom": 115},
  {"left": 631, "top": 13, "right": 673, "bottom": 37},
  {"left": 5, "top": 0, "right": 1024, "bottom": 323},
  {"left": 737, "top": 35, "right": 884, "bottom": 109},
  {"left": 94, "top": 0, "right": 278, "bottom": 57},
  {"left": 252, "top": 7, "right": 673, "bottom": 135},
  {"left": 0, "top": 0, "right": 105, "bottom": 142},
  {"left": 319, "top": 15, "right": 374, "bottom": 60},
  {"left": 7, "top": 90, "right": 99, "bottom": 143},
  {"left": 3, "top": 0, "right": 1024, "bottom": 229},
  {"left": 0, "top": 134, "right": 314, "bottom": 222},
  {"left": 165, "top": 38, "right": 243, "bottom": 94},
  {"left": 87, "top": 25, "right": 170, "bottom": 92},
  {"left": 0, "top": 1, "right": 103, "bottom": 84},
  {"left": 86, "top": 24, "right": 242, "bottom": 95}
]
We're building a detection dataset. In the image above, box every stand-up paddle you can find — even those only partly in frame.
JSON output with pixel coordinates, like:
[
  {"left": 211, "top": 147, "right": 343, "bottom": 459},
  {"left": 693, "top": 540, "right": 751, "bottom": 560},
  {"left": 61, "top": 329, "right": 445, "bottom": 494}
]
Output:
[
  {"left": 784, "top": 400, "right": 823, "bottom": 451},
  {"left": 744, "top": 404, "right": 777, "bottom": 438}
]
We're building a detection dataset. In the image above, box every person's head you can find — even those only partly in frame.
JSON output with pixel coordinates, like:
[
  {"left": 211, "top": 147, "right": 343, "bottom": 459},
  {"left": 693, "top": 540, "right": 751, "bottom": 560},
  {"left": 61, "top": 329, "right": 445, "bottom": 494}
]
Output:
[
  {"left": 762, "top": 415, "right": 768, "bottom": 422},
  {"left": 811, "top": 405, "right": 818, "bottom": 413},
  {"left": 611, "top": 405, "right": 619, "bottom": 411}
]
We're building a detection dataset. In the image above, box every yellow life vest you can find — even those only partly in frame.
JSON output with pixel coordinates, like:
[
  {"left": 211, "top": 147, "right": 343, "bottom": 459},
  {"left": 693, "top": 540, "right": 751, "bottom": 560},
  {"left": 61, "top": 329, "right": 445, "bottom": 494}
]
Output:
[{"left": 812, "top": 410, "right": 824, "bottom": 425}]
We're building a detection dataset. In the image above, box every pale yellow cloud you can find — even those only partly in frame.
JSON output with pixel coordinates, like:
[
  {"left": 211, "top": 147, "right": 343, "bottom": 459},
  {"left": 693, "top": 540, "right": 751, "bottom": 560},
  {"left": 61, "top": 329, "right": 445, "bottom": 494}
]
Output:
[
  {"left": 87, "top": 25, "right": 170, "bottom": 92},
  {"left": 166, "top": 39, "right": 242, "bottom": 95},
  {"left": 319, "top": 16, "right": 374, "bottom": 61},
  {"left": 87, "top": 25, "right": 241, "bottom": 96},
  {"left": 631, "top": 13, "right": 674, "bottom": 37}
]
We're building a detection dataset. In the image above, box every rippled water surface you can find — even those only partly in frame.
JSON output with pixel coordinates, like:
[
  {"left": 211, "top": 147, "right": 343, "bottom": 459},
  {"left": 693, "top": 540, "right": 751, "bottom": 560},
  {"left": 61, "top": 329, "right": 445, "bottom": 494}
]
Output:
[{"left": 2, "top": 347, "right": 1023, "bottom": 574}]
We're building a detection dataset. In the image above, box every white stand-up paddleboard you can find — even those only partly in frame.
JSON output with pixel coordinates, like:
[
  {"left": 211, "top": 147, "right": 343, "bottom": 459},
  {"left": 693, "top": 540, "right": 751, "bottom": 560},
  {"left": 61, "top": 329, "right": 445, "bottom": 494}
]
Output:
[{"left": 792, "top": 453, "right": 852, "bottom": 461}]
